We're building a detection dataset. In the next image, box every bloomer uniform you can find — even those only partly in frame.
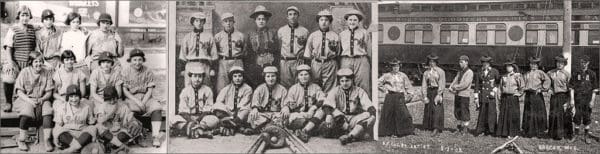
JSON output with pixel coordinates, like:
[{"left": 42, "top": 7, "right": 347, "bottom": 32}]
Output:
[
  {"left": 323, "top": 86, "right": 373, "bottom": 135},
  {"left": 278, "top": 25, "right": 309, "bottom": 88},
  {"left": 215, "top": 83, "right": 253, "bottom": 122},
  {"left": 250, "top": 83, "right": 287, "bottom": 128},
  {"left": 13, "top": 67, "right": 54, "bottom": 121},
  {"left": 547, "top": 68, "right": 572, "bottom": 139},
  {"left": 339, "top": 28, "right": 371, "bottom": 97},
  {"left": 570, "top": 68, "right": 598, "bottom": 126},
  {"left": 52, "top": 65, "right": 88, "bottom": 109},
  {"left": 36, "top": 26, "right": 62, "bottom": 70},
  {"left": 179, "top": 30, "right": 218, "bottom": 87},
  {"left": 3, "top": 24, "right": 37, "bottom": 69},
  {"left": 421, "top": 65, "right": 446, "bottom": 132},
  {"left": 522, "top": 68, "right": 550, "bottom": 137},
  {"left": 120, "top": 65, "right": 162, "bottom": 115},
  {"left": 283, "top": 83, "right": 326, "bottom": 127},
  {"left": 215, "top": 30, "right": 245, "bottom": 92},
  {"left": 496, "top": 71, "right": 524, "bottom": 137},
  {"left": 85, "top": 29, "right": 124, "bottom": 71},
  {"left": 89, "top": 69, "right": 122, "bottom": 105},
  {"left": 53, "top": 102, "right": 97, "bottom": 145},
  {"left": 304, "top": 30, "right": 339, "bottom": 92},
  {"left": 172, "top": 84, "right": 218, "bottom": 130}
]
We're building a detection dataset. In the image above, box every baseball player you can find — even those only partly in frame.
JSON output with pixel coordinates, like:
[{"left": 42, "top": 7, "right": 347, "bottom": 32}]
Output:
[
  {"left": 421, "top": 54, "right": 446, "bottom": 136},
  {"left": 214, "top": 66, "right": 253, "bottom": 136},
  {"left": 179, "top": 12, "right": 217, "bottom": 88},
  {"left": 547, "top": 55, "right": 573, "bottom": 140},
  {"left": 304, "top": 9, "right": 340, "bottom": 92},
  {"left": 246, "top": 5, "right": 278, "bottom": 88},
  {"left": 248, "top": 66, "right": 288, "bottom": 134},
  {"left": 120, "top": 48, "right": 165, "bottom": 147},
  {"left": 95, "top": 86, "right": 143, "bottom": 153},
  {"left": 570, "top": 56, "right": 598, "bottom": 143},
  {"left": 172, "top": 67, "right": 219, "bottom": 139},
  {"left": 283, "top": 64, "right": 326, "bottom": 143},
  {"left": 3, "top": 5, "right": 37, "bottom": 113},
  {"left": 339, "top": 9, "right": 371, "bottom": 97},
  {"left": 13, "top": 51, "right": 55, "bottom": 151},
  {"left": 60, "top": 12, "right": 89, "bottom": 75},
  {"left": 473, "top": 56, "right": 500, "bottom": 137},
  {"left": 278, "top": 6, "right": 309, "bottom": 88},
  {"left": 89, "top": 51, "right": 123, "bottom": 106},
  {"left": 52, "top": 50, "right": 88, "bottom": 115},
  {"left": 35, "top": 9, "right": 62, "bottom": 70},
  {"left": 215, "top": 13, "right": 246, "bottom": 92},
  {"left": 85, "top": 13, "right": 124, "bottom": 72},
  {"left": 53, "top": 85, "right": 96, "bottom": 153},
  {"left": 522, "top": 56, "right": 550, "bottom": 138},
  {"left": 448, "top": 55, "right": 474, "bottom": 135},
  {"left": 496, "top": 60, "right": 524, "bottom": 138},
  {"left": 320, "top": 68, "right": 375, "bottom": 145}
]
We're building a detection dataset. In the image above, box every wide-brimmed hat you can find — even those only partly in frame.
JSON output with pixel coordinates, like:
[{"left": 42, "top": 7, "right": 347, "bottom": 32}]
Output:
[
  {"left": 480, "top": 55, "right": 493, "bottom": 63},
  {"left": 554, "top": 55, "right": 568, "bottom": 64},
  {"left": 528, "top": 56, "right": 542, "bottom": 64},
  {"left": 344, "top": 9, "right": 364, "bottom": 21},
  {"left": 250, "top": 5, "right": 272, "bottom": 19},
  {"left": 388, "top": 58, "right": 401, "bottom": 65},
  {"left": 459, "top": 55, "right": 470, "bottom": 62}
]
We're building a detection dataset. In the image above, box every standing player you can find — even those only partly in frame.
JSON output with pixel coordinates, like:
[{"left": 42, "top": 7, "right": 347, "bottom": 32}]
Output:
[
  {"left": 120, "top": 49, "right": 164, "bottom": 147},
  {"left": 246, "top": 5, "right": 278, "bottom": 88},
  {"left": 547, "top": 55, "right": 573, "bottom": 140},
  {"left": 3, "top": 5, "right": 37, "bottom": 112},
  {"left": 448, "top": 55, "right": 473, "bottom": 135},
  {"left": 179, "top": 12, "right": 217, "bottom": 88},
  {"left": 522, "top": 56, "right": 550, "bottom": 138},
  {"left": 13, "top": 52, "right": 54, "bottom": 151},
  {"left": 473, "top": 56, "right": 500, "bottom": 136},
  {"left": 215, "top": 13, "right": 246, "bottom": 92},
  {"left": 496, "top": 60, "right": 524, "bottom": 138},
  {"left": 421, "top": 54, "right": 446, "bottom": 136},
  {"left": 304, "top": 9, "right": 339, "bottom": 92},
  {"left": 248, "top": 66, "right": 288, "bottom": 134},
  {"left": 36, "top": 9, "right": 62, "bottom": 70},
  {"left": 378, "top": 59, "right": 415, "bottom": 137},
  {"left": 85, "top": 13, "right": 124, "bottom": 71},
  {"left": 339, "top": 9, "right": 371, "bottom": 97},
  {"left": 278, "top": 6, "right": 309, "bottom": 88},
  {"left": 283, "top": 65, "right": 326, "bottom": 142},
  {"left": 570, "top": 55, "right": 598, "bottom": 143},
  {"left": 320, "top": 68, "right": 375, "bottom": 145}
]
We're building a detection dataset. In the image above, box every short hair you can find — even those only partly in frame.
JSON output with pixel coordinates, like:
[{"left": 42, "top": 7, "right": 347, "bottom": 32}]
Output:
[
  {"left": 61, "top": 50, "right": 77, "bottom": 62},
  {"left": 65, "top": 12, "right": 82, "bottom": 25},
  {"left": 228, "top": 70, "right": 244, "bottom": 82},
  {"left": 27, "top": 51, "right": 43, "bottom": 66},
  {"left": 15, "top": 6, "right": 32, "bottom": 20}
]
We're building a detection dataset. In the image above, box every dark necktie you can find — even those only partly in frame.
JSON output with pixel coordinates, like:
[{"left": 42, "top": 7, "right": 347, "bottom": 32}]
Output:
[
  {"left": 194, "top": 89, "right": 200, "bottom": 114},
  {"left": 195, "top": 33, "right": 201, "bottom": 57},
  {"left": 290, "top": 27, "right": 295, "bottom": 54},
  {"left": 345, "top": 90, "right": 351, "bottom": 113},
  {"left": 303, "top": 85, "right": 309, "bottom": 112},
  {"left": 233, "top": 86, "right": 239, "bottom": 110},
  {"left": 228, "top": 32, "right": 233, "bottom": 58},
  {"left": 321, "top": 31, "right": 327, "bottom": 57},
  {"left": 350, "top": 29, "right": 355, "bottom": 56}
]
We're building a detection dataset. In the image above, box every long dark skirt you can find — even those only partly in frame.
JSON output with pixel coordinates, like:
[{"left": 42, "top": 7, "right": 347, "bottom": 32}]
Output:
[
  {"left": 475, "top": 97, "right": 497, "bottom": 135},
  {"left": 548, "top": 92, "right": 573, "bottom": 139},
  {"left": 496, "top": 94, "right": 521, "bottom": 137},
  {"left": 522, "top": 91, "right": 548, "bottom": 137},
  {"left": 422, "top": 88, "right": 444, "bottom": 131},
  {"left": 379, "top": 92, "right": 415, "bottom": 137}
]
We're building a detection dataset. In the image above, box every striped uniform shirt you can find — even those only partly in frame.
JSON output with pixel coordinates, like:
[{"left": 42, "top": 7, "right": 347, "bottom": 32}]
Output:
[{"left": 4, "top": 24, "right": 37, "bottom": 67}]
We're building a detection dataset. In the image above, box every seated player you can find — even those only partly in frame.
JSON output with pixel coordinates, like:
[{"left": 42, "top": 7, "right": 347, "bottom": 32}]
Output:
[
  {"left": 171, "top": 67, "right": 219, "bottom": 139},
  {"left": 13, "top": 51, "right": 55, "bottom": 151},
  {"left": 214, "top": 66, "right": 253, "bottom": 136},
  {"left": 320, "top": 68, "right": 376, "bottom": 145},
  {"left": 53, "top": 85, "right": 97, "bottom": 153},
  {"left": 89, "top": 51, "right": 122, "bottom": 108},
  {"left": 282, "top": 64, "right": 326, "bottom": 143},
  {"left": 120, "top": 48, "right": 164, "bottom": 147},
  {"left": 52, "top": 50, "right": 88, "bottom": 111},
  {"left": 248, "top": 66, "right": 288, "bottom": 134},
  {"left": 95, "top": 86, "right": 143, "bottom": 153}
]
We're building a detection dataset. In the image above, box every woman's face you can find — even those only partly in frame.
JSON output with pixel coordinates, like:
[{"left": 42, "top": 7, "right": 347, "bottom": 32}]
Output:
[
  {"left": 70, "top": 18, "right": 81, "bottom": 29},
  {"left": 223, "top": 19, "right": 235, "bottom": 32},
  {"left": 459, "top": 60, "right": 468, "bottom": 69},
  {"left": 232, "top": 73, "right": 244, "bottom": 85},
  {"left": 298, "top": 71, "right": 310, "bottom": 84},
  {"left": 339, "top": 76, "right": 353, "bottom": 90},
  {"left": 428, "top": 60, "right": 437, "bottom": 67},
  {"left": 346, "top": 15, "right": 360, "bottom": 29},
  {"left": 193, "top": 19, "right": 205, "bottom": 29},
  {"left": 68, "top": 94, "right": 81, "bottom": 106},
  {"left": 129, "top": 56, "right": 144, "bottom": 70},
  {"left": 19, "top": 12, "right": 31, "bottom": 23},
  {"left": 556, "top": 62, "right": 565, "bottom": 69},
  {"left": 32, "top": 57, "right": 44, "bottom": 72},
  {"left": 190, "top": 74, "right": 204, "bottom": 87},
  {"left": 42, "top": 17, "right": 54, "bottom": 28},
  {"left": 63, "top": 58, "right": 75, "bottom": 70},
  {"left": 265, "top": 73, "right": 277, "bottom": 86},
  {"left": 506, "top": 65, "right": 514, "bottom": 73},
  {"left": 391, "top": 64, "right": 400, "bottom": 72},
  {"left": 99, "top": 21, "right": 111, "bottom": 31},
  {"left": 318, "top": 17, "right": 331, "bottom": 30},
  {"left": 255, "top": 14, "right": 268, "bottom": 29},
  {"left": 100, "top": 60, "right": 113, "bottom": 71},
  {"left": 530, "top": 63, "right": 538, "bottom": 70}
]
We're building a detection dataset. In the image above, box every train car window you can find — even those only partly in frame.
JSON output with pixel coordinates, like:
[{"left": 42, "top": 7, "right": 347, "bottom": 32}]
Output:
[
  {"left": 378, "top": 24, "right": 383, "bottom": 43},
  {"left": 495, "top": 30, "right": 507, "bottom": 44},
  {"left": 441, "top": 31, "right": 451, "bottom": 44},
  {"left": 476, "top": 30, "right": 487, "bottom": 44},
  {"left": 405, "top": 30, "right": 415, "bottom": 43},
  {"left": 546, "top": 30, "right": 558, "bottom": 45},
  {"left": 590, "top": 30, "right": 600, "bottom": 45},
  {"left": 458, "top": 30, "right": 469, "bottom": 44},
  {"left": 526, "top": 30, "right": 538, "bottom": 44},
  {"left": 571, "top": 30, "right": 579, "bottom": 45},
  {"left": 423, "top": 31, "right": 433, "bottom": 44}
]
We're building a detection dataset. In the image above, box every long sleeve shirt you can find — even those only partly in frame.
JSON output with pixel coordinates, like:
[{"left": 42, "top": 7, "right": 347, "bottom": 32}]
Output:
[
  {"left": 450, "top": 68, "right": 473, "bottom": 97},
  {"left": 500, "top": 72, "right": 524, "bottom": 94},
  {"left": 378, "top": 71, "right": 412, "bottom": 93},
  {"left": 36, "top": 26, "right": 62, "bottom": 58},
  {"left": 303, "top": 30, "right": 339, "bottom": 60},
  {"left": 422, "top": 66, "right": 446, "bottom": 97},
  {"left": 278, "top": 24, "right": 309, "bottom": 58},
  {"left": 179, "top": 31, "right": 218, "bottom": 61},
  {"left": 215, "top": 30, "right": 245, "bottom": 58},
  {"left": 339, "top": 27, "right": 370, "bottom": 57},
  {"left": 86, "top": 29, "right": 124, "bottom": 58},
  {"left": 215, "top": 83, "right": 253, "bottom": 112},
  {"left": 282, "top": 83, "right": 325, "bottom": 112},
  {"left": 474, "top": 67, "right": 500, "bottom": 97},
  {"left": 247, "top": 28, "right": 278, "bottom": 56},
  {"left": 251, "top": 83, "right": 287, "bottom": 112},
  {"left": 547, "top": 68, "right": 571, "bottom": 93},
  {"left": 523, "top": 69, "right": 551, "bottom": 91},
  {"left": 324, "top": 86, "right": 372, "bottom": 115},
  {"left": 179, "top": 85, "right": 214, "bottom": 114},
  {"left": 570, "top": 69, "right": 598, "bottom": 94}
]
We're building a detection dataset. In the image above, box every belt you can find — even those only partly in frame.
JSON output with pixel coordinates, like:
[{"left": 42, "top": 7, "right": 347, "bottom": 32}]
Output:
[
  {"left": 281, "top": 57, "right": 298, "bottom": 60},
  {"left": 341, "top": 55, "right": 366, "bottom": 58},
  {"left": 427, "top": 86, "right": 438, "bottom": 89},
  {"left": 314, "top": 58, "right": 332, "bottom": 63},
  {"left": 220, "top": 56, "right": 241, "bottom": 60}
]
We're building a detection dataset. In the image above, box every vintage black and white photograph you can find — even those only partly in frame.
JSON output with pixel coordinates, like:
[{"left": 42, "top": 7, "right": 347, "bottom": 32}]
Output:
[
  {"left": 169, "top": 1, "right": 377, "bottom": 153},
  {"left": 377, "top": 0, "right": 600, "bottom": 153},
  {"left": 0, "top": 1, "right": 168, "bottom": 153}
]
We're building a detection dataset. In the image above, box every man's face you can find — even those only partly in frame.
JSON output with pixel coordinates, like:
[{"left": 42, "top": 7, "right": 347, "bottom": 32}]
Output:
[
  {"left": 129, "top": 56, "right": 144, "bottom": 70},
  {"left": 298, "top": 71, "right": 310, "bottom": 84},
  {"left": 318, "top": 17, "right": 330, "bottom": 30},
  {"left": 287, "top": 10, "right": 299, "bottom": 25},
  {"left": 580, "top": 60, "right": 589, "bottom": 69},
  {"left": 255, "top": 14, "right": 268, "bottom": 29},
  {"left": 265, "top": 73, "right": 277, "bottom": 86},
  {"left": 42, "top": 17, "right": 54, "bottom": 28},
  {"left": 190, "top": 74, "right": 204, "bottom": 87},
  {"left": 346, "top": 15, "right": 359, "bottom": 29},
  {"left": 193, "top": 19, "right": 205, "bottom": 29},
  {"left": 223, "top": 18, "right": 235, "bottom": 31},
  {"left": 232, "top": 73, "right": 244, "bottom": 85},
  {"left": 339, "top": 76, "right": 353, "bottom": 90}
]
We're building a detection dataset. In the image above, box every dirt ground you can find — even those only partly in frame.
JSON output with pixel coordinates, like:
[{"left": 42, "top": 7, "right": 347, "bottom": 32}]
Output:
[
  {"left": 378, "top": 88, "right": 600, "bottom": 153},
  {"left": 169, "top": 134, "right": 377, "bottom": 153}
]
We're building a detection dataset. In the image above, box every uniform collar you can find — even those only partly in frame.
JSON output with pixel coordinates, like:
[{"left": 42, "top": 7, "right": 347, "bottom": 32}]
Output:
[
  {"left": 350, "top": 26, "right": 359, "bottom": 32},
  {"left": 288, "top": 23, "right": 299, "bottom": 29},
  {"left": 320, "top": 28, "right": 330, "bottom": 33},
  {"left": 193, "top": 28, "right": 203, "bottom": 33},
  {"left": 225, "top": 28, "right": 235, "bottom": 34},
  {"left": 257, "top": 27, "right": 269, "bottom": 32}
]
